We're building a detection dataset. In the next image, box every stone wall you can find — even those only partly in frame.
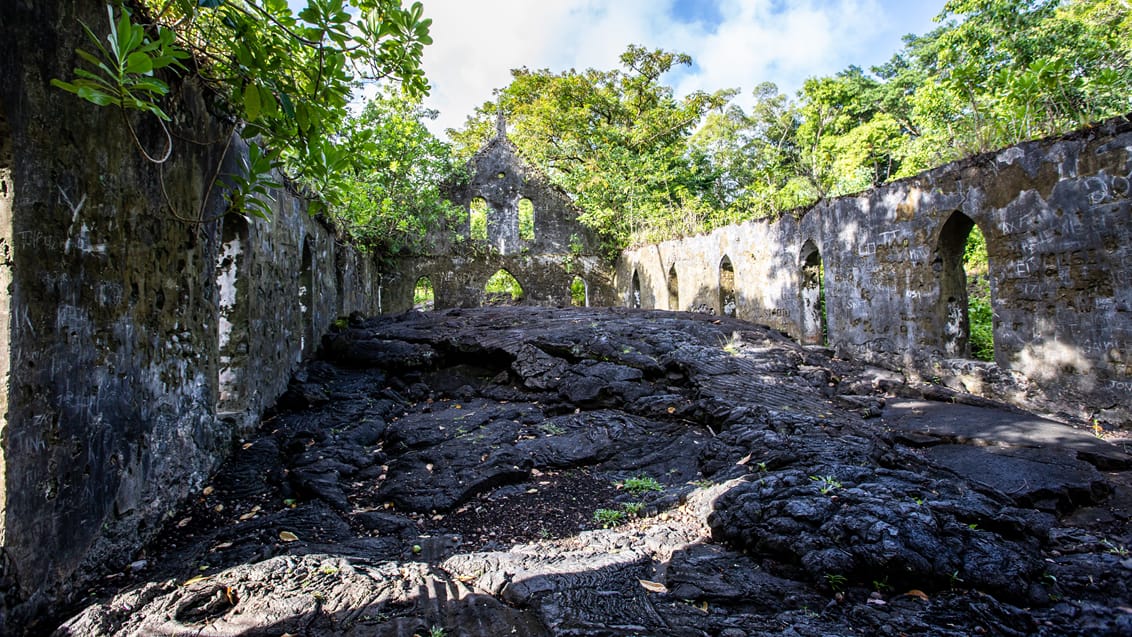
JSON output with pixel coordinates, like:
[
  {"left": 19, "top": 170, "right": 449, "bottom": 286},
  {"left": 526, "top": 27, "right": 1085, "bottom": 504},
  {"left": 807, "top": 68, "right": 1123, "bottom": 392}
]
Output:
[
  {"left": 618, "top": 115, "right": 1132, "bottom": 424},
  {"left": 381, "top": 129, "right": 617, "bottom": 312},
  {"left": 0, "top": 0, "right": 382, "bottom": 624}
]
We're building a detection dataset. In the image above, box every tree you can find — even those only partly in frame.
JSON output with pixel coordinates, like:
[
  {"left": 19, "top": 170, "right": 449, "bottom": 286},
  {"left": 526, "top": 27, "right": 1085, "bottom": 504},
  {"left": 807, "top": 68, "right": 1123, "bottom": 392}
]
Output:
[
  {"left": 690, "top": 82, "right": 811, "bottom": 218},
  {"left": 56, "top": 0, "right": 437, "bottom": 233},
  {"left": 924, "top": 0, "right": 1132, "bottom": 153},
  {"left": 321, "top": 87, "right": 463, "bottom": 255}
]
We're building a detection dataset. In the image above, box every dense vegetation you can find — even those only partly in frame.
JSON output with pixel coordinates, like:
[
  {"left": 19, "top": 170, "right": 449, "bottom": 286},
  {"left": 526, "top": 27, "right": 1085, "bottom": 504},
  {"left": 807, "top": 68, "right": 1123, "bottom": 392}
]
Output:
[
  {"left": 56, "top": 0, "right": 461, "bottom": 253},
  {"left": 451, "top": 0, "right": 1132, "bottom": 253}
]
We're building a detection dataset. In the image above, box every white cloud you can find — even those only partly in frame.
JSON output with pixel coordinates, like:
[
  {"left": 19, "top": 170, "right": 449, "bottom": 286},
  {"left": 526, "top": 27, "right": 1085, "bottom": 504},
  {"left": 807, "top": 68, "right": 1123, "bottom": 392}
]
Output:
[{"left": 414, "top": 0, "right": 943, "bottom": 138}]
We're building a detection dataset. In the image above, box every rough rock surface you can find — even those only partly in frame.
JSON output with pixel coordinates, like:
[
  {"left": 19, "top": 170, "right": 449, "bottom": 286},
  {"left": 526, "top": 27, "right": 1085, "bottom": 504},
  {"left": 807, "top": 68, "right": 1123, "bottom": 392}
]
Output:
[{"left": 54, "top": 307, "right": 1132, "bottom": 637}]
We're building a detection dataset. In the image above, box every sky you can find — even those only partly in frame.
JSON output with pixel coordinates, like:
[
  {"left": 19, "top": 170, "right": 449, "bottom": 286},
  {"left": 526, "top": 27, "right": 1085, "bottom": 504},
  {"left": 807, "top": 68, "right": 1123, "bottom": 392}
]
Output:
[{"left": 411, "top": 0, "right": 950, "bottom": 138}]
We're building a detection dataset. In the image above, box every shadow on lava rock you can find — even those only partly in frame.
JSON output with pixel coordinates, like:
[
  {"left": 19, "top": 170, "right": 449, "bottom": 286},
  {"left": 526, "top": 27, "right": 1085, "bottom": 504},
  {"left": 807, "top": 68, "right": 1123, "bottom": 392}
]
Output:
[{"left": 50, "top": 307, "right": 1132, "bottom": 637}]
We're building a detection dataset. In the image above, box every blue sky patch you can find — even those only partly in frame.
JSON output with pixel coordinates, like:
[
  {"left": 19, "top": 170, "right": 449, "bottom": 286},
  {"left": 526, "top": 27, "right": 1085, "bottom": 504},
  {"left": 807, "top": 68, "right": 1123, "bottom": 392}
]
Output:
[{"left": 669, "top": 0, "right": 723, "bottom": 28}]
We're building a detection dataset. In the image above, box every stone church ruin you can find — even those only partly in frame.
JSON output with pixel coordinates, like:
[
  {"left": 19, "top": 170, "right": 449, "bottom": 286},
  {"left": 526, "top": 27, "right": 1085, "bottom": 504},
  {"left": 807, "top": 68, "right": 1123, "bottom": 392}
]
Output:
[
  {"left": 619, "top": 118, "right": 1132, "bottom": 425},
  {"left": 378, "top": 116, "right": 615, "bottom": 312},
  {"left": 1, "top": 1, "right": 1131, "bottom": 634}
]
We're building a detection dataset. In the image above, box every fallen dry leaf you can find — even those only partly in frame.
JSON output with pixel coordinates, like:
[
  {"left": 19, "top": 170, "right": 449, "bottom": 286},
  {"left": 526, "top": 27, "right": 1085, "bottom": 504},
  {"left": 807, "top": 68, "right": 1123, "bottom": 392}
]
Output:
[
  {"left": 279, "top": 531, "right": 299, "bottom": 542},
  {"left": 903, "top": 589, "right": 930, "bottom": 601},
  {"left": 638, "top": 579, "right": 668, "bottom": 594}
]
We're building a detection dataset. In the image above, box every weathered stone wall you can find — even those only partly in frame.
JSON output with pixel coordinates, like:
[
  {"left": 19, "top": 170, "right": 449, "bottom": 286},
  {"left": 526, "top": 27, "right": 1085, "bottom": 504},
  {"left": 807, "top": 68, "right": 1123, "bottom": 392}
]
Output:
[
  {"left": 0, "top": 0, "right": 382, "bottom": 624},
  {"left": 381, "top": 131, "right": 617, "bottom": 311},
  {"left": 618, "top": 115, "right": 1132, "bottom": 424}
]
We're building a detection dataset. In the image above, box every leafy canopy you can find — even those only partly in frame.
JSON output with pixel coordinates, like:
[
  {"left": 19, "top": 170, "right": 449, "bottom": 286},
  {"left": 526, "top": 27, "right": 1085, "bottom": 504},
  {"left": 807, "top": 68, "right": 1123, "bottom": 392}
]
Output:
[{"left": 55, "top": 0, "right": 457, "bottom": 250}]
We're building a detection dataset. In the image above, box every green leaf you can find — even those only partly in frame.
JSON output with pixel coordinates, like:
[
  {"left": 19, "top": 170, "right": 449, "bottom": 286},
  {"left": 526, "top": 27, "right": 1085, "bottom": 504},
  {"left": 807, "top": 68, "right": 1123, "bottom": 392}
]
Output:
[
  {"left": 50, "top": 78, "right": 82, "bottom": 96},
  {"left": 76, "top": 85, "right": 117, "bottom": 106},
  {"left": 125, "top": 51, "right": 154, "bottom": 75},
  {"left": 259, "top": 86, "right": 279, "bottom": 118},
  {"left": 244, "top": 83, "right": 262, "bottom": 121}
]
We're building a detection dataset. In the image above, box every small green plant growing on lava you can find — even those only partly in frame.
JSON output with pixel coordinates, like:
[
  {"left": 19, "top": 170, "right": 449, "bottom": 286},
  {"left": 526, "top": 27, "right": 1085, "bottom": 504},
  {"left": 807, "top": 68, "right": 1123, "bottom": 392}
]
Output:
[
  {"left": 621, "top": 501, "right": 645, "bottom": 516},
  {"left": 1102, "top": 539, "right": 1129, "bottom": 557},
  {"left": 810, "top": 475, "right": 842, "bottom": 494},
  {"left": 619, "top": 476, "right": 663, "bottom": 496},
  {"left": 593, "top": 508, "right": 626, "bottom": 528},
  {"left": 824, "top": 573, "right": 847, "bottom": 592}
]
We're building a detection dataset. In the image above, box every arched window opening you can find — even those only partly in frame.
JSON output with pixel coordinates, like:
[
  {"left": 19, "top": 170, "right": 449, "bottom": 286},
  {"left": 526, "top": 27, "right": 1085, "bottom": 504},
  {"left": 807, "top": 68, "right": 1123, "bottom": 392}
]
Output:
[
  {"left": 667, "top": 264, "right": 679, "bottom": 311},
  {"left": 484, "top": 269, "right": 523, "bottom": 305},
  {"left": 965, "top": 225, "right": 994, "bottom": 361},
  {"left": 413, "top": 276, "right": 435, "bottom": 311},
  {"left": 719, "top": 256, "right": 736, "bottom": 317},
  {"left": 299, "top": 240, "right": 314, "bottom": 355},
  {"left": 800, "top": 241, "right": 827, "bottom": 346},
  {"left": 469, "top": 197, "right": 489, "bottom": 240},
  {"left": 518, "top": 198, "right": 535, "bottom": 241},
  {"left": 335, "top": 257, "right": 347, "bottom": 316},
  {"left": 216, "top": 215, "right": 249, "bottom": 412},
  {"left": 570, "top": 275, "right": 588, "bottom": 307},
  {"left": 935, "top": 212, "right": 994, "bottom": 360},
  {"left": 631, "top": 270, "right": 641, "bottom": 308}
]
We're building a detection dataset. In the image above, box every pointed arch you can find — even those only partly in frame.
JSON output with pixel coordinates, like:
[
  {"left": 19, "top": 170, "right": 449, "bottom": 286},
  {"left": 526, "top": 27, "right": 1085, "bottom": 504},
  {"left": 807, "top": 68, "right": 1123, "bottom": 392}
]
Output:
[
  {"left": 299, "top": 238, "right": 314, "bottom": 355},
  {"left": 799, "top": 240, "right": 827, "bottom": 345},
  {"left": 631, "top": 270, "right": 641, "bottom": 308},
  {"left": 667, "top": 264, "right": 679, "bottom": 311},
  {"left": 469, "top": 197, "right": 488, "bottom": 240},
  {"left": 518, "top": 198, "right": 535, "bottom": 241},
  {"left": 334, "top": 255, "right": 347, "bottom": 315},
  {"left": 719, "top": 255, "right": 736, "bottom": 317},
  {"left": 934, "top": 211, "right": 994, "bottom": 359},
  {"left": 484, "top": 268, "right": 523, "bottom": 305},
  {"left": 413, "top": 276, "right": 435, "bottom": 311},
  {"left": 216, "top": 214, "right": 249, "bottom": 412},
  {"left": 569, "top": 275, "right": 588, "bottom": 307}
]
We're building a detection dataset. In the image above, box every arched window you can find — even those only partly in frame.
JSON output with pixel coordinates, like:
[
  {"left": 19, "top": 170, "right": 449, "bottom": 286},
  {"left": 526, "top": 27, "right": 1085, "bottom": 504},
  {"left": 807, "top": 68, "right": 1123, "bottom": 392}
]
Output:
[
  {"left": 935, "top": 211, "right": 994, "bottom": 360},
  {"left": 965, "top": 225, "right": 994, "bottom": 361},
  {"left": 667, "top": 264, "right": 679, "bottom": 311},
  {"left": 719, "top": 256, "right": 736, "bottom": 317},
  {"left": 518, "top": 198, "right": 535, "bottom": 241},
  {"left": 570, "top": 275, "right": 588, "bottom": 307},
  {"left": 413, "top": 276, "right": 435, "bottom": 311},
  {"left": 799, "top": 240, "right": 827, "bottom": 345},
  {"left": 216, "top": 215, "right": 249, "bottom": 412},
  {"left": 484, "top": 269, "right": 523, "bottom": 305},
  {"left": 631, "top": 270, "right": 641, "bottom": 308},
  {"left": 334, "top": 257, "right": 347, "bottom": 316},
  {"left": 299, "top": 239, "right": 314, "bottom": 356},
  {"left": 469, "top": 197, "right": 488, "bottom": 240}
]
